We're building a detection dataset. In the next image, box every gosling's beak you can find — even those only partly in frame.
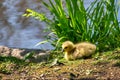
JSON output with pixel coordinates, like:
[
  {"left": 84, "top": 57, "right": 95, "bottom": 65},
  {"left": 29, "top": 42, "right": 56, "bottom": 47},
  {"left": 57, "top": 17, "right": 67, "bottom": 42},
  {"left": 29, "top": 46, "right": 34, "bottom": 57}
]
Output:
[{"left": 61, "top": 48, "right": 64, "bottom": 52}]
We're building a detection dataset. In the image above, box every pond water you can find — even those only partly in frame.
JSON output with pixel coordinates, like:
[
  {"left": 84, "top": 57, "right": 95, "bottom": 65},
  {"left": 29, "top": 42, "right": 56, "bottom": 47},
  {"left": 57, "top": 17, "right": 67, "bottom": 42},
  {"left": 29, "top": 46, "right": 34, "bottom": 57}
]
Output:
[
  {"left": 0, "top": 0, "right": 53, "bottom": 49},
  {"left": 0, "top": 0, "right": 119, "bottom": 50}
]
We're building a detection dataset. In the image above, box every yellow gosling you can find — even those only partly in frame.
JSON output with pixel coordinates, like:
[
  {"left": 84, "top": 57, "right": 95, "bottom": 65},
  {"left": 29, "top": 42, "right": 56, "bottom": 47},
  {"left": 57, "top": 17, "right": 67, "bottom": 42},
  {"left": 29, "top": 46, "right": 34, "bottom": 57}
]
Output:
[{"left": 62, "top": 41, "right": 96, "bottom": 61}]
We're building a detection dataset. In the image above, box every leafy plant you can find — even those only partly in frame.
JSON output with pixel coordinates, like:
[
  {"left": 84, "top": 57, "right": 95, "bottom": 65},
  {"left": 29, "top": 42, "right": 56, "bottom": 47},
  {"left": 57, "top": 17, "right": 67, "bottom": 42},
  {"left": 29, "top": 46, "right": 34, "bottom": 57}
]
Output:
[{"left": 23, "top": 0, "right": 120, "bottom": 51}]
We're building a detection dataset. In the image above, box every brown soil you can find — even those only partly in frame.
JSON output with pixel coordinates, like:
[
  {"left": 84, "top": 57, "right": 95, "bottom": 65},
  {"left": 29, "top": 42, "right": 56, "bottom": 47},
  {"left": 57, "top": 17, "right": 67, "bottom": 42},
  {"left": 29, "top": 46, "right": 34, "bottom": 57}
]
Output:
[{"left": 0, "top": 47, "right": 120, "bottom": 80}]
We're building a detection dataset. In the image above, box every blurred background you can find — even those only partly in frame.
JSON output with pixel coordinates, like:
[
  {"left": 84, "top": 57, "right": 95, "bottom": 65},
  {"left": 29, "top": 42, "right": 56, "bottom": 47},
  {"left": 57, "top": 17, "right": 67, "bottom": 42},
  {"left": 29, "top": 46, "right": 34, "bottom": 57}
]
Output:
[{"left": 0, "top": 0, "right": 119, "bottom": 49}]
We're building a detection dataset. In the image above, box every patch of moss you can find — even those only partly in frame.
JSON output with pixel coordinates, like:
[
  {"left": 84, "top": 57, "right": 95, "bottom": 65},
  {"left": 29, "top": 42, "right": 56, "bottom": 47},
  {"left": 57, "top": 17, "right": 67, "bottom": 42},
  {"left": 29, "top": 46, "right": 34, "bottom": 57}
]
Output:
[
  {"left": 0, "top": 56, "right": 30, "bottom": 75},
  {"left": 0, "top": 61, "right": 13, "bottom": 74},
  {"left": 49, "top": 51, "right": 64, "bottom": 59},
  {"left": 92, "top": 59, "right": 110, "bottom": 65},
  {"left": 108, "top": 54, "right": 120, "bottom": 60},
  {"left": 92, "top": 52, "right": 101, "bottom": 60},
  {"left": 0, "top": 56, "right": 26, "bottom": 65}
]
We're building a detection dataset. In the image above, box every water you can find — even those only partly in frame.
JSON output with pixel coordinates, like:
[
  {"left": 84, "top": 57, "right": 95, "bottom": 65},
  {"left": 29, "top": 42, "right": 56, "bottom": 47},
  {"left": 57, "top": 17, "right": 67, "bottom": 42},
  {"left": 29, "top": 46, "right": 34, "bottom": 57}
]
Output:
[
  {"left": 0, "top": 0, "right": 120, "bottom": 50},
  {"left": 0, "top": 0, "right": 53, "bottom": 49}
]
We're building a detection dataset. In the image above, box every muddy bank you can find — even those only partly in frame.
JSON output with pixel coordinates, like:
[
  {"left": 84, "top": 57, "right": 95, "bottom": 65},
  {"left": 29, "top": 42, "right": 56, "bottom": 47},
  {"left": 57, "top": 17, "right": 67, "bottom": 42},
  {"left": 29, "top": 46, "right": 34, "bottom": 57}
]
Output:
[{"left": 0, "top": 46, "right": 120, "bottom": 79}]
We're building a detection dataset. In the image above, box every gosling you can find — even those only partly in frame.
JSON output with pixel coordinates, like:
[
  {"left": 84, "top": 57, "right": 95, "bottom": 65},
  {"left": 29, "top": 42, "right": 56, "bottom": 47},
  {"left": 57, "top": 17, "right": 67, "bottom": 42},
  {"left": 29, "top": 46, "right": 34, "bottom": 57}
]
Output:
[{"left": 62, "top": 41, "right": 96, "bottom": 61}]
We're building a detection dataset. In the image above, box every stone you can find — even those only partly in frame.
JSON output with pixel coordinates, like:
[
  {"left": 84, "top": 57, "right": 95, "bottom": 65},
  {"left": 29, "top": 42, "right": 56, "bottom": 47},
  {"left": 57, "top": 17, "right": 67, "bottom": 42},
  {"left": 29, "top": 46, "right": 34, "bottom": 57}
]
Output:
[{"left": 0, "top": 46, "right": 50, "bottom": 62}]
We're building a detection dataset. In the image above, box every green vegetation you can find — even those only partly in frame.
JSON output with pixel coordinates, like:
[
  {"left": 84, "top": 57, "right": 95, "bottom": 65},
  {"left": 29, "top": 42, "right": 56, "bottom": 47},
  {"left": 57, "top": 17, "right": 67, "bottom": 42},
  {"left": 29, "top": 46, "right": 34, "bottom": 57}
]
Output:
[
  {"left": 0, "top": 56, "right": 25, "bottom": 64},
  {"left": 23, "top": 0, "right": 120, "bottom": 51}
]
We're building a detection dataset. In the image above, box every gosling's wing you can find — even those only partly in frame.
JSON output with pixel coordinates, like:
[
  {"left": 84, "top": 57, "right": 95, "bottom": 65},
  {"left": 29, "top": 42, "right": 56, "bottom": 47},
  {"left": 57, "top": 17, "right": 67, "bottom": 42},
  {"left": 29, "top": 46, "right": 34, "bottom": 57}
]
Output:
[
  {"left": 75, "top": 42, "right": 96, "bottom": 57},
  {"left": 76, "top": 42, "right": 96, "bottom": 50},
  {"left": 73, "top": 48, "right": 85, "bottom": 58}
]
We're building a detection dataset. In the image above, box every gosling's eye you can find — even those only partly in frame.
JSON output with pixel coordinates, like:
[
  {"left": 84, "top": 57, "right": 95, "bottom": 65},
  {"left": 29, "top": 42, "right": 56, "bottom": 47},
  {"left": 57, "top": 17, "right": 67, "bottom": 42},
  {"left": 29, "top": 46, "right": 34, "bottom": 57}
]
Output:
[{"left": 64, "top": 47, "right": 68, "bottom": 49}]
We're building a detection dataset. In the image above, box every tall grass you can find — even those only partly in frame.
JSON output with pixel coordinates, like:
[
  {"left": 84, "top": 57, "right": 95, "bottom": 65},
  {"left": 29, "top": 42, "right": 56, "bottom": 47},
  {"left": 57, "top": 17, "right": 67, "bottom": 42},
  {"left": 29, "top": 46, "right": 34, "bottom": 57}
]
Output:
[
  {"left": 87, "top": 0, "right": 120, "bottom": 51},
  {"left": 23, "top": 0, "right": 120, "bottom": 51}
]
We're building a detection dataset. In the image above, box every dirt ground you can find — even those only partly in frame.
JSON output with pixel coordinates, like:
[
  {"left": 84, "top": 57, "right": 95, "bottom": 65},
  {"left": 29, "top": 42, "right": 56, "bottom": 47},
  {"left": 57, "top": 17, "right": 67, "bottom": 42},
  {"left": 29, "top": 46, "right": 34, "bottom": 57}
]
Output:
[{"left": 0, "top": 48, "right": 120, "bottom": 80}]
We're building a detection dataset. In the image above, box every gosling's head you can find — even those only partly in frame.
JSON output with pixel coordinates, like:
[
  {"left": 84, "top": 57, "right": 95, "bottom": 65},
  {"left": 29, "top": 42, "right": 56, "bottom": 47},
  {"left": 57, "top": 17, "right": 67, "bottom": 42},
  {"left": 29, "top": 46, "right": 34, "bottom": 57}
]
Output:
[{"left": 62, "top": 41, "right": 75, "bottom": 52}]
